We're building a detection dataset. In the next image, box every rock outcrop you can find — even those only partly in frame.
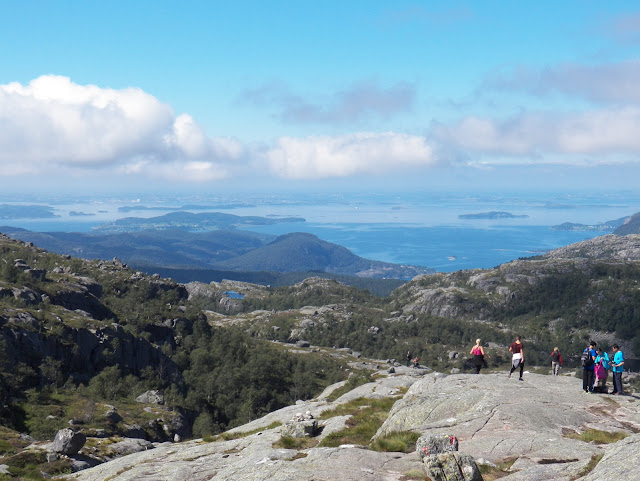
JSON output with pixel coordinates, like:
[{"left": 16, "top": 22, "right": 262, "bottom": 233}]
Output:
[
  {"left": 63, "top": 370, "right": 640, "bottom": 481},
  {"left": 53, "top": 428, "right": 86, "bottom": 455}
]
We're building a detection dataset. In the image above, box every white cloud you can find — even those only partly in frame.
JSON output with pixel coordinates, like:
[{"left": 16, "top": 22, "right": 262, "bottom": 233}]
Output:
[
  {"left": 267, "top": 132, "right": 437, "bottom": 179},
  {"left": 433, "top": 106, "right": 640, "bottom": 161},
  {"left": 0, "top": 75, "right": 245, "bottom": 178}
]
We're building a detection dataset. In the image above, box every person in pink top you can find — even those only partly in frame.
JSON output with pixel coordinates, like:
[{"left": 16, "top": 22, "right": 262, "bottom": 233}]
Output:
[{"left": 470, "top": 338, "right": 486, "bottom": 374}]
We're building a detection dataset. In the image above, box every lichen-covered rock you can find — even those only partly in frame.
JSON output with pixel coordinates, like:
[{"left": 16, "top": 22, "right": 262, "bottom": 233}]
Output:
[
  {"left": 104, "top": 438, "right": 154, "bottom": 457},
  {"left": 416, "top": 434, "right": 459, "bottom": 459},
  {"left": 53, "top": 428, "right": 86, "bottom": 455},
  {"left": 422, "top": 452, "right": 482, "bottom": 481}
]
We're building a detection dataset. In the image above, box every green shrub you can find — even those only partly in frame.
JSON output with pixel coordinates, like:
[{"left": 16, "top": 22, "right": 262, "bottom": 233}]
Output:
[
  {"left": 318, "top": 397, "right": 398, "bottom": 447},
  {"left": 564, "top": 428, "right": 628, "bottom": 444},
  {"left": 273, "top": 435, "right": 318, "bottom": 450},
  {"left": 370, "top": 430, "right": 420, "bottom": 453}
]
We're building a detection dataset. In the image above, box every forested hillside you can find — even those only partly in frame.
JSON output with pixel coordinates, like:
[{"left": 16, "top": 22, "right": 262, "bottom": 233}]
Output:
[{"left": 1, "top": 231, "right": 640, "bottom": 478}]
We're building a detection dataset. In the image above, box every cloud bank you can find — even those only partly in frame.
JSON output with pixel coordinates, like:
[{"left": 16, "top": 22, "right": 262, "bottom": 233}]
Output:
[
  {"left": 4, "top": 67, "right": 640, "bottom": 184},
  {"left": 267, "top": 132, "right": 437, "bottom": 179},
  {"left": 0, "top": 75, "right": 244, "bottom": 181}
]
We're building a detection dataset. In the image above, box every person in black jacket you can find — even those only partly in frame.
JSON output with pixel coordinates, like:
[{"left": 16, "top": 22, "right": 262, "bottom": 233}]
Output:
[{"left": 550, "top": 347, "right": 562, "bottom": 376}]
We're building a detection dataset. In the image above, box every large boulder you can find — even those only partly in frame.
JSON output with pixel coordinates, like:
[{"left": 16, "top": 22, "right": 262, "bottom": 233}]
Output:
[
  {"left": 422, "top": 452, "right": 483, "bottom": 481},
  {"left": 135, "top": 390, "right": 165, "bottom": 405},
  {"left": 53, "top": 428, "right": 86, "bottom": 455}
]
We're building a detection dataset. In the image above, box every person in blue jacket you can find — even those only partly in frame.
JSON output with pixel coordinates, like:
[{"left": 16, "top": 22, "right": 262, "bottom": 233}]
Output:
[
  {"left": 611, "top": 344, "right": 625, "bottom": 395},
  {"left": 582, "top": 341, "right": 597, "bottom": 393}
]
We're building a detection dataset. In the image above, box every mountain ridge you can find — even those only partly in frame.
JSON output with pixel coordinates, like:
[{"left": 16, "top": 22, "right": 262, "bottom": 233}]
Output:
[{"left": 0, "top": 226, "right": 433, "bottom": 279}]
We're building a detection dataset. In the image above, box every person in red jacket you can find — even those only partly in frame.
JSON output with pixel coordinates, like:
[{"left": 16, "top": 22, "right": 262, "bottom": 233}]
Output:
[{"left": 550, "top": 347, "right": 562, "bottom": 376}]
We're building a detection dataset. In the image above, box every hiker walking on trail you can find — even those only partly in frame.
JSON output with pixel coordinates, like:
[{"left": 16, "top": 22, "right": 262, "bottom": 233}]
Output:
[
  {"left": 611, "top": 344, "right": 625, "bottom": 395},
  {"left": 581, "top": 341, "right": 597, "bottom": 393},
  {"left": 508, "top": 336, "right": 524, "bottom": 381},
  {"left": 470, "top": 338, "right": 486, "bottom": 374},
  {"left": 550, "top": 347, "right": 562, "bottom": 376}
]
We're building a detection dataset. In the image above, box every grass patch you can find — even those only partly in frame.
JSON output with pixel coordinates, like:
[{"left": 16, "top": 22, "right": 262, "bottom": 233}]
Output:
[
  {"left": 564, "top": 428, "right": 628, "bottom": 444},
  {"left": 401, "top": 468, "right": 427, "bottom": 480},
  {"left": 572, "top": 453, "right": 604, "bottom": 480},
  {"left": 318, "top": 397, "right": 399, "bottom": 448},
  {"left": 285, "top": 452, "right": 308, "bottom": 461},
  {"left": 478, "top": 457, "right": 518, "bottom": 481},
  {"left": 273, "top": 435, "right": 319, "bottom": 450},
  {"left": 371, "top": 430, "right": 420, "bottom": 453},
  {"left": 325, "top": 372, "right": 374, "bottom": 402}
]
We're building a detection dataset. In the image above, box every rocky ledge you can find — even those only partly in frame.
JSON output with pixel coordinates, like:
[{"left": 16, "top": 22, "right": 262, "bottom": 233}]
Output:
[{"left": 58, "top": 368, "right": 639, "bottom": 481}]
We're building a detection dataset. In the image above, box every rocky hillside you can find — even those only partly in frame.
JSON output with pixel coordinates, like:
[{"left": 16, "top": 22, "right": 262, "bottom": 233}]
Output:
[
  {"left": 50, "top": 366, "right": 640, "bottom": 481},
  {"left": 3, "top": 231, "right": 640, "bottom": 479}
]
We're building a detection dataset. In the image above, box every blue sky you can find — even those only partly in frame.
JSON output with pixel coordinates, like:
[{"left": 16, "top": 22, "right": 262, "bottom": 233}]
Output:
[{"left": 2, "top": 1, "right": 640, "bottom": 193}]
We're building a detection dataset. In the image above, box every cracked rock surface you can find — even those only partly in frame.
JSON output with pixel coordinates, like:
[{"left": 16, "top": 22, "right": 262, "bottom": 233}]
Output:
[{"left": 65, "top": 371, "right": 640, "bottom": 481}]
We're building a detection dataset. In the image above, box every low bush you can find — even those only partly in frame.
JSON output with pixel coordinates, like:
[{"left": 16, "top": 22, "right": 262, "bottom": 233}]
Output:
[{"left": 370, "top": 430, "right": 420, "bottom": 453}]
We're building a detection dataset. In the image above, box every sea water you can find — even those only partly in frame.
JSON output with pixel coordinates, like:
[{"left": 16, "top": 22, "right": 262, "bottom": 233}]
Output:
[{"left": 1, "top": 190, "right": 638, "bottom": 273}]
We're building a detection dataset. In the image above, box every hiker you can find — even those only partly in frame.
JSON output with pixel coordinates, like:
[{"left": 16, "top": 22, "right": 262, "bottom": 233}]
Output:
[
  {"left": 611, "top": 344, "right": 625, "bottom": 395},
  {"left": 594, "top": 347, "right": 610, "bottom": 393},
  {"left": 413, "top": 357, "right": 419, "bottom": 369},
  {"left": 406, "top": 350, "right": 411, "bottom": 367},
  {"left": 581, "top": 341, "right": 597, "bottom": 393},
  {"left": 508, "top": 335, "right": 524, "bottom": 381},
  {"left": 550, "top": 347, "right": 562, "bottom": 376},
  {"left": 470, "top": 338, "right": 486, "bottom": 374}
]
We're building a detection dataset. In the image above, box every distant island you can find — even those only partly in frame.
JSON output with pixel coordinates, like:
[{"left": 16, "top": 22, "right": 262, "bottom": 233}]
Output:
[
  {"left": 92, "top": 211, "right": 306, "bottom": 233},
  {"left": 69, "top": 211, "right": 96, "bottom": 217},
  {"left": 118, "top": 203, "right": 253, "bottom": 213},
  {"left": 0, "top": 204, "right": 58, "bottom": 219},
  {"left": 459, "top": 211, "right": 529, "bottom": 219},
  {"left": 551, "top": 215, "right": 630, "bottom": 232}
]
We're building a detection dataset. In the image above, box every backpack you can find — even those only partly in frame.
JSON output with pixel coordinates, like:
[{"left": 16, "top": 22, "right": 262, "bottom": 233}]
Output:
[
  {"left": 595, "top": 361, "right": 606, "bottom": 379},
  {"left": 581, "top": 349, "right": 593, "bottom": 368}
]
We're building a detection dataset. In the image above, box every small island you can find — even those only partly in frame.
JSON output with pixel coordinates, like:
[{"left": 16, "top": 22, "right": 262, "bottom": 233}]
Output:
[{"left": 459, "top": 211, "right": 529, "bottom": 219}]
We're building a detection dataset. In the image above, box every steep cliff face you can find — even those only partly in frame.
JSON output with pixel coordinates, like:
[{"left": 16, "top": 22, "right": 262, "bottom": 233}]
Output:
[
  {"left": 0, "top": 320, "right": 181, "bottom": 382},
  {"left": 0, "top": 233, "right": 187, "bottom": 386}
]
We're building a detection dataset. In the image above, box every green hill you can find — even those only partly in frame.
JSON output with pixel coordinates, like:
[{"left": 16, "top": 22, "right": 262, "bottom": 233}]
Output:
[
  {"left": 614, "top": 211, "right": 640, "bottom": 235},
  {"left": 216, "top": 232, "right": 432, "bottom": 278}
]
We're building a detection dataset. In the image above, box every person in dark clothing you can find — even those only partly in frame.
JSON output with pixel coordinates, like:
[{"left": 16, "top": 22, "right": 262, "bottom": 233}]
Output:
[
  {"left": 582, "top": 341, "right": 597, "bottom": 393},
  {"left": 406, "top": 350, "right": 411, "bottom": 367},
  {"left": 550, "top": 347, "right": 562, "bottom": 376},
  {"left": 508, "top": 336, "right": 524, "bottom": 381}
]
